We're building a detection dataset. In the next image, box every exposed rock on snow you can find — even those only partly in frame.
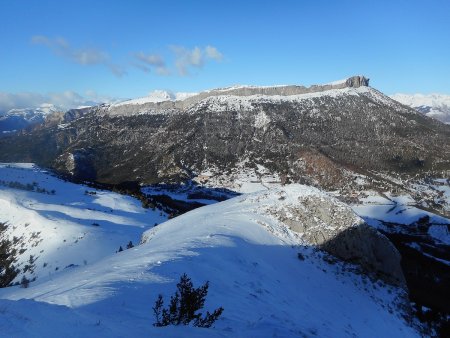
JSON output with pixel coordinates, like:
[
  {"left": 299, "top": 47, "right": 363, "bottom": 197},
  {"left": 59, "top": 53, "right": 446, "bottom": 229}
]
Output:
[
  {"left": 259, "top": 186, "right": 405, "bottom": 286},
  {"left": 321, "top": 224, "right": 405, "bottom": 286}
]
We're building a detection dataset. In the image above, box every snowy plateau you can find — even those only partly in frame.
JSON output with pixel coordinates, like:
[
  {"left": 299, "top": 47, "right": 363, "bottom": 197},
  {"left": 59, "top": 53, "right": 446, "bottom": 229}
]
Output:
[{"left": 0, "top": 163, "right": 446, "bottom": 337}]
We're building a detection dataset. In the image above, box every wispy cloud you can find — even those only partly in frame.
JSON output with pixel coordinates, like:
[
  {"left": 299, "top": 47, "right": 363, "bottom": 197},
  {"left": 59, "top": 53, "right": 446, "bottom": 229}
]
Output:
[
  {"left": 133, "top": 52, "right": 170, "bottom": 75},
  {"left": 0, "top": 90, "right": 115, "bottom": 113},
  {"left": 170, "top": 45, "right": 223, "bottom": 76},
  {"left": 133, "top": 45, "right": 224, "bottom": 76},
  {"left": 31, "top": 35, "right": 125, "bottom": 77},
  {"left": 204, "top": 46, "right": 223, "bottom": 61},
  {"left": 31, "top": 35, "right": 224, "bottom": 78}
]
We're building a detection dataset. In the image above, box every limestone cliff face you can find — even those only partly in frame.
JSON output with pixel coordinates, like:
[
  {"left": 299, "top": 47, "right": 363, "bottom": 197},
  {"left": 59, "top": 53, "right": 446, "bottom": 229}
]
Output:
[{"left": 345, "top": 75, "right": 369, "bottom": 88}]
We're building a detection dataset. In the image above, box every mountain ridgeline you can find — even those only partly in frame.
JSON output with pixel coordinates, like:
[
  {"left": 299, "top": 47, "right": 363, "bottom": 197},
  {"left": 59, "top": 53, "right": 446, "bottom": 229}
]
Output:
[{"left": 0, "top": 76, "right": 449, "bottom": 189}]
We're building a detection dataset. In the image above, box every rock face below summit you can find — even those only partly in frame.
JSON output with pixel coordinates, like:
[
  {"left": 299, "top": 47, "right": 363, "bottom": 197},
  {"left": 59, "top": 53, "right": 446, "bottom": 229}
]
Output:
[{"left": 249, "top": 185, "right": 406, "bottom": 286}]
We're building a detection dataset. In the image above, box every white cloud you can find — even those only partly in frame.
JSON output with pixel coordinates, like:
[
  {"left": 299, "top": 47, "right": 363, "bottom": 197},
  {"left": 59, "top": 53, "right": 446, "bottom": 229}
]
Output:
[
  {"left": 170, "top": 45, "right": 224, "bottom": 76},
  {"left": 31, "top": 35, "right": 125, "bottom": 77},
  {"left": 133, "top": 52, "right": 170, "bottom": 75},
  {"left": 0, "top": 92, "right": 45, "bottom": 113},
  {"left": 204, "top": 45, "right": 223, "bottom": 61},
  {"left": 135, "top": 52, "right": 165, "bottom": 67},
  {"left": 107, "top": 64, "right": 127, "bottom": 77},
  {"left": 0, "top": 90, "right": 116, "bottom": 114}
]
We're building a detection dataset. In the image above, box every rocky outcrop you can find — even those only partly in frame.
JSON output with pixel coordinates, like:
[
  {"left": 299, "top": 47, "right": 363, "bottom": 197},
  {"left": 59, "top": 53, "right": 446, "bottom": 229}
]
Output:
[
  {"left": 271, "top": 191, "right": 406, "bottom": 287},
  {"left": 345, "top": 75, "right": 369, "bottom": 88},
  {"left": 320, "top": 224, "right": 406, "bottom": 286}
]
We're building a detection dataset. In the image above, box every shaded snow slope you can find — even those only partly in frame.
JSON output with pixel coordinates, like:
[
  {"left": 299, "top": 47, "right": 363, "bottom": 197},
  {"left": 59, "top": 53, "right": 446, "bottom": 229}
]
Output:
[
  {"left": 0, "top": 163, "right": 168, "bottom": 283},
  {"left": 0, "top": 183, "right": 419, "bottom": 337}
]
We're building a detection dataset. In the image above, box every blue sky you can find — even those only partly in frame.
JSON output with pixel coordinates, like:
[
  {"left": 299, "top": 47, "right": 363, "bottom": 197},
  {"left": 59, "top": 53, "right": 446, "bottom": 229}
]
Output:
[{"left": 1, "top": 0, "right": 449, "bottom": 110}]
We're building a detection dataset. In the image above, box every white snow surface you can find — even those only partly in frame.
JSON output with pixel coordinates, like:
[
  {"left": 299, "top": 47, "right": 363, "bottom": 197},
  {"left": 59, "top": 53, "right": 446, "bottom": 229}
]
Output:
[
  {"left": 192, "top": 86, "right": 397, "bottom": 114},
  {"left": 112, "top": 90, "right": 197, "bottom": 107},
  {"left": 0, "top": 163, "right": 169, "bottom": 283},
  {"left": 324, "top": 78, "right": 347, "bottom": 86},
  {"left": 0, "top": 166, "right": 420, "bottom": 337},
  {"left": 350, "top": 188, "right": 450, "bottom": 246}
]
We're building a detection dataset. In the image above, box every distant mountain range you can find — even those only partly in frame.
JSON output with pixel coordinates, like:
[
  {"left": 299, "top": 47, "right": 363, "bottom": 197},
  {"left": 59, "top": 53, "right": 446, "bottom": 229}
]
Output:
[
  {"left": 3, "top": 86, "right": 448, "bottom": 136},
  {"left": 0, "top": 104, "right": 60, "bottom": 134},
  {"left": 390, "top": 93, "right": 450, "bottom": 124},
  {"left": 0, "top": 91, "right": 199, "bottom": 134}
]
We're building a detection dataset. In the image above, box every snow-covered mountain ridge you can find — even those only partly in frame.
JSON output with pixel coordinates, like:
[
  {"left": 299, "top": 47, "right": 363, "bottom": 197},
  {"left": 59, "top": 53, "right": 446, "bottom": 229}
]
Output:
[
  {"left": 0, "top": 164, "right": 422, "bottom": 337},
  {"left": 105, "top": 75, "right": 371, "bottom": 116}
]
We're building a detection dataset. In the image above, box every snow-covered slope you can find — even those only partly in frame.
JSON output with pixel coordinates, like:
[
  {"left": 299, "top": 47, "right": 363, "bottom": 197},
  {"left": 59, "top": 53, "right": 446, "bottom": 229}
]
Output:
[
  {"left": 390, "top": 93, "right": 450, "bottom": 124},
  {"left": 0, "top": 163, "right": 169, "bottom": 283},
  {"left": 190, "top": 85, "right": 404, "bottom": 114},
  {"left": 0, "top": 171, "right": 420, "bottom": 337}
]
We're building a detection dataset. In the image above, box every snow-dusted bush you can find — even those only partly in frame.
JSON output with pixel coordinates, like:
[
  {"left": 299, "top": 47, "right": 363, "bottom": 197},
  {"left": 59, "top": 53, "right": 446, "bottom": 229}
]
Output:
[{"left": 153, "top": 273, "right": 223, "bottom": 328}]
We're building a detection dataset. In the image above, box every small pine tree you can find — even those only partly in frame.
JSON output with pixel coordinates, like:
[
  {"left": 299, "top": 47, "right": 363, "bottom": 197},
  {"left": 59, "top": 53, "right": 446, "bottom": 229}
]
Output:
[
  {"left": 126, "top": 241, "right": 134, "bottom": 249},
  {"left": 118, "top": 246, "right": 123, "bottom": 252},
  {"left": 153, "top": 273, "right": 223, "bottom": 328},
  {"left": 153, "top": 294, "right": 165, "bottom": 326},
  {"left": 20, "top": 275, "right": 30, "bottom": 288}
]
